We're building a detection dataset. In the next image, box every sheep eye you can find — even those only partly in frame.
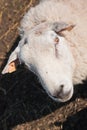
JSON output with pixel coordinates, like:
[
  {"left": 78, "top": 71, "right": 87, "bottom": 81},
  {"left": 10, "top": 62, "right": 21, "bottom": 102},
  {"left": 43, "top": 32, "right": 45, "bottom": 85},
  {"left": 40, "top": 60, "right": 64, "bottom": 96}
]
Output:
[{"left": 54, "top": 37, "right": 59, "bottom": 44}]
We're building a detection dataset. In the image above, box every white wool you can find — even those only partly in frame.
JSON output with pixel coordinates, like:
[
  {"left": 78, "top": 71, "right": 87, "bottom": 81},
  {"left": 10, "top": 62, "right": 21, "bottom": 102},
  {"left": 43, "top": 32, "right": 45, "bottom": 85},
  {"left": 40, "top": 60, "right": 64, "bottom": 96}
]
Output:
[
  {"left": 2, "top": 0, "right": 87, "bottom": 102},
  {"left": 20, "top": 0, "right": 87, "bottom": 84}
]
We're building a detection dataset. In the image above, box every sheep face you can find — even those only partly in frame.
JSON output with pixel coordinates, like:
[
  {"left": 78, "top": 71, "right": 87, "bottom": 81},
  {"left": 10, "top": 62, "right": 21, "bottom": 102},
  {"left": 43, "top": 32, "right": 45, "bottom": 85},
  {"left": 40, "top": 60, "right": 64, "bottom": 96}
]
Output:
[
  {"left": 19, "top": 23, "right": 75, "bottom": 102},
  {"left": 2, "top": 22, "right": 75, "bottom": 102}
]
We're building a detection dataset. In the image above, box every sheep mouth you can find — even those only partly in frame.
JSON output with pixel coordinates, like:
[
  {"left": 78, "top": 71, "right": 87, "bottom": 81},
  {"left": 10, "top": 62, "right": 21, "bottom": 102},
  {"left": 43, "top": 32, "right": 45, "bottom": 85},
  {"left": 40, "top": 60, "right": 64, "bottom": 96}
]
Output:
[
  {"left": 46, "top": 89, "right": 73, "bottom": 102},
  {"left": 51, "top": 94, "right": 72, "bottom": 102},
  {"left": 52, "top": 94, "right": 71, "bottom": 102}
]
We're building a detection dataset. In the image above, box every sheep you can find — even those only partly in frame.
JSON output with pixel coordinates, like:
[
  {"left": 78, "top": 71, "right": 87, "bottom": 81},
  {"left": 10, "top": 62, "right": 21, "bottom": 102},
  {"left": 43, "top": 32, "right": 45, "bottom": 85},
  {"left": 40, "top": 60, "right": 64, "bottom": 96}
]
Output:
[{"left": 2, "top": 0, "right": 87, "bottom": 102}]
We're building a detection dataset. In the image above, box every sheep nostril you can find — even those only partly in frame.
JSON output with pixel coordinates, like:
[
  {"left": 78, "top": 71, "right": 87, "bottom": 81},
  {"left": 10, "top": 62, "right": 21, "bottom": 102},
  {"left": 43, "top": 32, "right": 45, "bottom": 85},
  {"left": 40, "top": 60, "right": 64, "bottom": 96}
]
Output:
[
  {"left": 60, "top": 84, "right": 64, "bottom": 89},
  {"left": 53, "top": 85, "right": 64, "bottom": 99}
]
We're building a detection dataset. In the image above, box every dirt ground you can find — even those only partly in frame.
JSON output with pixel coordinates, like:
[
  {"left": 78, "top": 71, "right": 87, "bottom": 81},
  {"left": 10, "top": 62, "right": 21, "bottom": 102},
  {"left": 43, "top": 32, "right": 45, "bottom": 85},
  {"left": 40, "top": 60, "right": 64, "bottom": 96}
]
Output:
[{"left": 0, "top": 0, "right": 87, "bottom": 130}]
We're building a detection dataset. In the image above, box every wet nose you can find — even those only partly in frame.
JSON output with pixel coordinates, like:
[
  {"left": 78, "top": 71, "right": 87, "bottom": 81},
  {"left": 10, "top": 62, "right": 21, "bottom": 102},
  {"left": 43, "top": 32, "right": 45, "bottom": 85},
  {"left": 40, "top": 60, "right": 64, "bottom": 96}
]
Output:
[{"left": 53, "top": 84, "right": 70, "bottom": 99}]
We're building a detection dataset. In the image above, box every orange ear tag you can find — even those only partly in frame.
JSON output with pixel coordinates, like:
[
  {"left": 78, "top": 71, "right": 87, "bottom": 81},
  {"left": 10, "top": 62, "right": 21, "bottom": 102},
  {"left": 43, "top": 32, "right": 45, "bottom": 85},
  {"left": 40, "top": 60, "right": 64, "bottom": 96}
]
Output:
[{"left": 8, "top": 59, "right": 19, "bottom": 73}]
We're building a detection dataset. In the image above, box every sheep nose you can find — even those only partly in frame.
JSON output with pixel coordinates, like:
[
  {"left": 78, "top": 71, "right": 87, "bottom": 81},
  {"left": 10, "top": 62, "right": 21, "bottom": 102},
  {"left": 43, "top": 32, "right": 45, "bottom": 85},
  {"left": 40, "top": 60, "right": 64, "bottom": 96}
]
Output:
[
  {"left": 53, "top": 85, "right": 71, "bottom": 99},
  {"left": 53, "top": 85, "right": 63, "bottom": 97}
]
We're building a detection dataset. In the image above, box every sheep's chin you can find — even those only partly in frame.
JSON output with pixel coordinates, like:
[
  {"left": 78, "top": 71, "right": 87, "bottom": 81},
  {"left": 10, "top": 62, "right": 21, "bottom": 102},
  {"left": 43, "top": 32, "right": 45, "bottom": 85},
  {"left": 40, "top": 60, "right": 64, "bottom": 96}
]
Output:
[{"left": 46, "top": 87, "right": 73, "bottom": 102}]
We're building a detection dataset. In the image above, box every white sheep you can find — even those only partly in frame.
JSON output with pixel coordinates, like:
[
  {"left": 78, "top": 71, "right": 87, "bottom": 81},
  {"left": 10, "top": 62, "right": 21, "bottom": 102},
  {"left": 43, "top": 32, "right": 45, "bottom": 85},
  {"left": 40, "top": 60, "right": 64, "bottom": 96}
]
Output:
[{"left": 2, "top": 0, "right": 87, "bottom": 102}]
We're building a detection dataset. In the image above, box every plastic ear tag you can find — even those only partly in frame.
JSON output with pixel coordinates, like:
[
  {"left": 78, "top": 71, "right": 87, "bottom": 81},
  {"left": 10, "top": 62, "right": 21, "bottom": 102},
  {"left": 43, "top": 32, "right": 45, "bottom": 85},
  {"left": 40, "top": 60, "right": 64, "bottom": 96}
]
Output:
[{"left": 8, "top": 59, "right": 19, "bottom": 73}]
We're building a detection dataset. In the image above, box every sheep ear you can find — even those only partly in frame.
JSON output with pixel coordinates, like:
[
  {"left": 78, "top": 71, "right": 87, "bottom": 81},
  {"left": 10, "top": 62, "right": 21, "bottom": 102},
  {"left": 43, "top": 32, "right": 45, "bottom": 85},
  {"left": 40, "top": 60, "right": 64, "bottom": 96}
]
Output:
[
  {"left": 2, "top": 46, "right": 20, "bottom": 74},
  {"left": 52, "top": 22, "right": 75, "bottom": 33}
]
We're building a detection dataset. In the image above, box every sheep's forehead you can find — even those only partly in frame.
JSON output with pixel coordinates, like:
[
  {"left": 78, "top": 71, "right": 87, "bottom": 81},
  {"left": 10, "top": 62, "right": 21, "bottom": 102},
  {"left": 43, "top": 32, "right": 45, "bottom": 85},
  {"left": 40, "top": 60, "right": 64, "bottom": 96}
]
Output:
[
  {"left": 30, "top": 28, "right": 49, "bottom": 38},
  {"left": 27, "top": 26, "right": 58, "bottom": 45},
  {"left": 28, "top": 22, "right": 49, "bottom": 35},
  {"left": 24, "top": 22, "right": 74, "bottom": 45},
  {"left": 28, "top": 32, "right": 60, "bottom": 53}
]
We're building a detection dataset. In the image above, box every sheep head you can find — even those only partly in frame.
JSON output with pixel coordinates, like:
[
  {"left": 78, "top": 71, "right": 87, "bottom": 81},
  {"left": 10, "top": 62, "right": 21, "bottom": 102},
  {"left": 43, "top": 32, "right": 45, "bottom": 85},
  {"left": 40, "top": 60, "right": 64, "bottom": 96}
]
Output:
[{"left": 2, "top": 22, "right": 75, "bottom": 102}]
